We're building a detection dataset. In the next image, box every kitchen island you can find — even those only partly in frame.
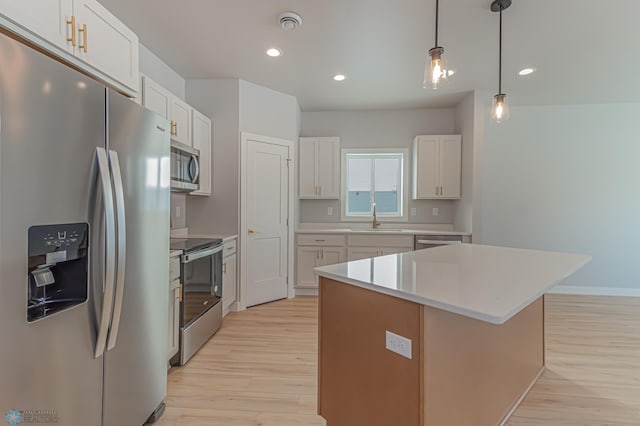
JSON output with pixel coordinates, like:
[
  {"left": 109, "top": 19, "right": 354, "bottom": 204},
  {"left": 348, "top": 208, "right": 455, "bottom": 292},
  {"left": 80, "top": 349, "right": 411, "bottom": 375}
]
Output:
[{"left": 314, "top": 244, "right": 590, "bottom": 426}]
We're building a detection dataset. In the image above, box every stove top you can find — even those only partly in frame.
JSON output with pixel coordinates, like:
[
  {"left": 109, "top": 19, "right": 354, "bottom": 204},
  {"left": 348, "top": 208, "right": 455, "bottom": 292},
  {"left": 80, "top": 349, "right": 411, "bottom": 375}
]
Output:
[{"left": 169, "top": 238, "right": 222, "bottom": 252}]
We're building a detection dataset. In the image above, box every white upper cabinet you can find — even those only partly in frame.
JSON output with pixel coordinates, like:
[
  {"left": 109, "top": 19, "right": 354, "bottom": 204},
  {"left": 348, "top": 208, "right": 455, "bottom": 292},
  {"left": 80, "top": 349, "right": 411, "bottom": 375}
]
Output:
[
  {"left": 412, "top": 135, "right": 461, "bottom": 199},
  {"left": 73, "top": 0, "right": 139, "bottom": 93},
  {"left": 141, "top": 75, "right": 213, "bottom": 197},
  {"left": 0, "top": 0, "right": 139, "bottom": 95},
  {"left": 170, "top": 97, "right": 192, "bottom": 145},
  {"left": 0, "top": 0, "right": 74, "bottom": 52},
  {"left": 299, "top": 137, "right": 340, "bottom": 199},
  {"left": 141, "top": 74, "right": 171, "bottom": 119},
  {"left": 191, "top": 109, "right": 212, "bottom": 196}
]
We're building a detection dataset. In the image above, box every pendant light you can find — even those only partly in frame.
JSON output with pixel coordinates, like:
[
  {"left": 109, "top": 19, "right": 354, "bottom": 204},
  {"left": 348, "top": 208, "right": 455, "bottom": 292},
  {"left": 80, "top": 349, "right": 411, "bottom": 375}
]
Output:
[
  {"left": 491, "top": 0, "right": 511, "bottom": 123},
  {"left": 423, "top": 0, "right": 448, "bottom": 90}
]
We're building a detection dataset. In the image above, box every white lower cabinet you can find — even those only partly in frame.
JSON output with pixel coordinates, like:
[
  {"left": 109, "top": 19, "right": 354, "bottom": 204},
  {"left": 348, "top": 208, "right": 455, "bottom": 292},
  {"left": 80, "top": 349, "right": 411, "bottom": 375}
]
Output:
[
  {"left": 296, "top": 234, "right": 347, "bottom": 289},
  {"left": 347, "top": 235, "right": 414, "bottom": 261},
  {"left": 168, "top": 256, "right": 181, "bottom": 362},
  {"left": 222, "top": 238, "right": 238, "bottom": 316}
]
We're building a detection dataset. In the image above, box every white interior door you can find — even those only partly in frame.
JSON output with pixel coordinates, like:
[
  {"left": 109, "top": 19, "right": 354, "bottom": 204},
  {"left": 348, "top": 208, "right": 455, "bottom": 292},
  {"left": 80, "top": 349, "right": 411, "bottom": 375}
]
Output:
[{"left": 244, "top": 136, "right": 290, "bottom": 307}]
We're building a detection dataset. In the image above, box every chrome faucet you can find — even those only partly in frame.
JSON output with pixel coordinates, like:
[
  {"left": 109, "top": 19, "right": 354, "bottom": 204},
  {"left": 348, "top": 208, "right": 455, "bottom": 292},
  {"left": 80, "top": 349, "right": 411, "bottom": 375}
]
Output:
[{"left": 372, "top": 203, "right": 381, "bottom": 229}]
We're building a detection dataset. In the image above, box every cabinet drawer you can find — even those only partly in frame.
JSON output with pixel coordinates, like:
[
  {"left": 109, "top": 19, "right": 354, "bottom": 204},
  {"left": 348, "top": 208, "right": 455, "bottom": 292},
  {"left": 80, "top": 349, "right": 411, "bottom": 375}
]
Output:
[
  {"left": 169, "top": 256, "right": 180, "bottom": 281},
  {"left": 347, "top": 234, "right": 414, "bottom": 248},
  {"left": 297, "top": 234, "right": 346, "bottom": 246},
  {"left": 224, "top": 239, "right": 237, "bottom": 256}
]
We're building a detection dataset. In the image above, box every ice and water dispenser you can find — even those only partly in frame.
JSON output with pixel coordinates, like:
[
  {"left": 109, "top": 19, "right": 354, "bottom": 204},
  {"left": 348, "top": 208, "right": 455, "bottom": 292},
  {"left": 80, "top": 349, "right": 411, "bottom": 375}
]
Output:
[{"left": 27, "top": 223, "right": 89, "bottom": 322}]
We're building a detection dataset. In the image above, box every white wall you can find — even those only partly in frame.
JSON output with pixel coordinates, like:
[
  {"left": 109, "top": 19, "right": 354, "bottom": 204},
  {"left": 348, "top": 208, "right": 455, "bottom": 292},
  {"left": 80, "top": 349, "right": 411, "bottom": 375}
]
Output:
[
  {"left": 239, "top": 80, "right": 299, "bottom": 141},
  {"left": 185, "top": 79, "right": 240, "bottom": 233},
  {"left": 300, "top": 108, "right": 457, "bottom": 224},
  {"left": 139, "top": 43, "right": 185, "bottom": 100},
  {"left": 478, "top": 102, "right": 640, "bottom": 291},
  {"left": 453, "top": 93, "right": 475, "bottom": 233},
  {"left": 184, "top": 79, "right": 299, "bottom": 234}
]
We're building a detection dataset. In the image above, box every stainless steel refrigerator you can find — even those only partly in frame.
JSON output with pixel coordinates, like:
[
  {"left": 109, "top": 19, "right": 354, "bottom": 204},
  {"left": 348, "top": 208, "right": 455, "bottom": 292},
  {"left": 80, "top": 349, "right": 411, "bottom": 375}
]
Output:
[{"left": 0, "top": 31, "right": 170, "bottom": 426}]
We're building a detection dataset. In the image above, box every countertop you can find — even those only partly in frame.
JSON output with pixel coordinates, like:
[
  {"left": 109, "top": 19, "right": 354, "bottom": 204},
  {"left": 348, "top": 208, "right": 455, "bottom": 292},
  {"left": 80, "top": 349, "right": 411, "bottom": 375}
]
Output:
[
  {"left": 296, "top": 228, "right": 471, "bottom": 236},
  {"left": 314, "top": 244, "right": 590, "bottom": 324},
  {"left": 187, "top": 233, "right": 238, "bottom": 243},
  {"left": 171, "top": 229, "right": 238, "bottom": 243},
  {"left": 169, "top": 249, "right": 183, "bottom": 258}
]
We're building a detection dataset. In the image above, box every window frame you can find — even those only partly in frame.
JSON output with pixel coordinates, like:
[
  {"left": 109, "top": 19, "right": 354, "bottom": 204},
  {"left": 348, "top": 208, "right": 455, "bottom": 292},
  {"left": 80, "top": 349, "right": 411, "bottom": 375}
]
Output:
[{"left": 340, "top": 148, "right": 409, "bottom": 222}]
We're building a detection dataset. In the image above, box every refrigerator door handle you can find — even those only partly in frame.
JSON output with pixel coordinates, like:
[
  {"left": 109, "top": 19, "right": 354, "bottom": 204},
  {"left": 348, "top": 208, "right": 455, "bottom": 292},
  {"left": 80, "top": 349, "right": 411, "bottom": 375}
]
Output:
[
  {"left": 95, "top": 147, "right": 117, "bottom": 358},
  {"left": 107, "top": 150, "right": 126, "bottom": 351}
]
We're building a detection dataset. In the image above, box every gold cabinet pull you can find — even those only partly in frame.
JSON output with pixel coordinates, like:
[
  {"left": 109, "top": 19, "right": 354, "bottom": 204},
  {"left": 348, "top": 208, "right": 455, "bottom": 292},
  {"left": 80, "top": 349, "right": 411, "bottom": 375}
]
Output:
[
  {"left": 248, "top": 228, "right": 255, "bottom": 235},
  {"left": 174, "top": 121, "right": 178, "bottom": 136},
  {"left": 66, "top": 16, "right": 76, "bottom": 46},
  {"left": 78, "top": 23, "right": 88, "bottom": 53}
]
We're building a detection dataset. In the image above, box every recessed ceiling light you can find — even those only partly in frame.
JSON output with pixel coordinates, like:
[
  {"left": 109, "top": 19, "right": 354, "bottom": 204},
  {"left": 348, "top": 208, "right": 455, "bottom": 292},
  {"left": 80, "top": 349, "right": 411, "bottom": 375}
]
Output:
[
  {"left": 518, "top": 68, "right": 535, "bottom": 76},
  {"left": 266, "top": 48, "right": 282, "bottom": 57},
  {"left": 333, "top": 74, "right": 346, "bottom": 81}
]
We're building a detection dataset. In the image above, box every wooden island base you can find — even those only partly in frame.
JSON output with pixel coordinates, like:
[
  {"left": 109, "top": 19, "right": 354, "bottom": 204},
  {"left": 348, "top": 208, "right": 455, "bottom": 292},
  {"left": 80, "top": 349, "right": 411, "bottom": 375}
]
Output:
[{"left": 318, "top": 277, "right": 545, "bottom": 426}]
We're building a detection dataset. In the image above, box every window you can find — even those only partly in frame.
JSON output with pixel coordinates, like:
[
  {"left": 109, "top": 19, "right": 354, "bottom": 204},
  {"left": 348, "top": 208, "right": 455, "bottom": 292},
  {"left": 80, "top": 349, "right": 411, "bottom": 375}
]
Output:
[{"left": 341, "top": 149, "right": 408, "bottom": 221}]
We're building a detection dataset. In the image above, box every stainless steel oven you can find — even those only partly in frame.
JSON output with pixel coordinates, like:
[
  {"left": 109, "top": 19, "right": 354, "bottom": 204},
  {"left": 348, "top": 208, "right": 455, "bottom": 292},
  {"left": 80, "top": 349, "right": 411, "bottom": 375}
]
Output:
[
  {"left": 170, "top": 140, "right": 200, "bottom": 192},
  {"left": 169, "top": 238, "right": 223, "bottom": 365}
]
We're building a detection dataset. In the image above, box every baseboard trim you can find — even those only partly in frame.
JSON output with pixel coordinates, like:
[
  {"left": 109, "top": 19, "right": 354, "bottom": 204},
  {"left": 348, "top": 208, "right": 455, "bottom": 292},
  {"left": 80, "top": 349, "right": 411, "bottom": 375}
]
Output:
[
  {"left": 549, "top": 285, "right": 640, "bottom": 297},
  {"left": 295, "top": 288, "right": 319, "bottom": 296}
]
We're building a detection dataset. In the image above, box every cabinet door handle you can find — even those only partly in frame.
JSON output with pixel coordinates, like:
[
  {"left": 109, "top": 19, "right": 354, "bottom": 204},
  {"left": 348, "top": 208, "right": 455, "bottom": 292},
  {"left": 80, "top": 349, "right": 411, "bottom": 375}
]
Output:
[
  {"left": 248, "top": 228, "right": 255, "bottom": 235},
  {"left": 78, "top": 24, "right": 88, "bottom": 53},
  {"left": 223, "top": 262, "right": 227, "bottom": 274},
  {"left": 321, "top": 249, "right": 324, "bottom": 259},
  {"left": 179, "top": 283, "right": 183, "bottom": 302},
  {"left": 316, "top": 249, "right": 320, "bottom": 260},
  {"left": 66, "top": 16, "right": 76, "bottom": 47}
]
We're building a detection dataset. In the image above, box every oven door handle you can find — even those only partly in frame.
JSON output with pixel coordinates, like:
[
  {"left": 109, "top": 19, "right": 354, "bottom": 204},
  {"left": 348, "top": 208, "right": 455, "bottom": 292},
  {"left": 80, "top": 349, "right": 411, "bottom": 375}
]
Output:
[
  {"left": 182, "top": 245, "right": 223, "bottom": 263},
  {"left": 416, "top": 239, "right": 462, "bottom": 245}
]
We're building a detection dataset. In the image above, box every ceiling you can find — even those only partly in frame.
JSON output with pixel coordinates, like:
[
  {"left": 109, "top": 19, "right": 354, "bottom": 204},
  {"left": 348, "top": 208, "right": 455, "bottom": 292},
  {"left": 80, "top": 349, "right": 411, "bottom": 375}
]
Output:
[{"left": 100, "top": 0, "right": 640, "bottom": 111}]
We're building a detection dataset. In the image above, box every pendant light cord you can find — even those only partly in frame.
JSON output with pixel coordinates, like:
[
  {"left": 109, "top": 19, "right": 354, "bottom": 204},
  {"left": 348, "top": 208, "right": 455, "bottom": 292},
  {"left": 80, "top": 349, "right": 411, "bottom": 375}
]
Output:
[
  {"left": 498, "top": 7, "right": 502, "bottom": 94},
  {"left": 435, "top": 0, "right": 439, "bottom": 47}
]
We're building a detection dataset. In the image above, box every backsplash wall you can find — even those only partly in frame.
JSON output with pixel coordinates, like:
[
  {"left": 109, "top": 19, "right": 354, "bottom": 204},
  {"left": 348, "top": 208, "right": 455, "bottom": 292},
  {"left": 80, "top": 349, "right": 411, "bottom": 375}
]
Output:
[
  {"left": 170, "top": 193, "right": 187, "bottom": 229},
  {"left": 299, "top": 108, "right": 459, "bottom": 224}
]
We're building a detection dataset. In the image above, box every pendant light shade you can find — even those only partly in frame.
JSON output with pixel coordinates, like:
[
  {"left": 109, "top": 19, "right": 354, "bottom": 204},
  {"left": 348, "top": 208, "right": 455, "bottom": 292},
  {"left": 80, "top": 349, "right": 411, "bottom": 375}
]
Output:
[
  {"left": 491, "top": 93, "right": 510, "bottom": 122},
  {"left": 491, "top": 0, "right": 511, "bottom": 123},
  {"left": 423, "top": 0, "right": 449, "bottom": 90}
]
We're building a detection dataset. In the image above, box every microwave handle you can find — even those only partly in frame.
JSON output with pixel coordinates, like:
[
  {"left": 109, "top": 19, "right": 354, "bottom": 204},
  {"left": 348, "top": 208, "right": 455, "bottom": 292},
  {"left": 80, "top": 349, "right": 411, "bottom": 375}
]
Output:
[{"left": 189, "top": 154, "right": 200, "bottom": 183}]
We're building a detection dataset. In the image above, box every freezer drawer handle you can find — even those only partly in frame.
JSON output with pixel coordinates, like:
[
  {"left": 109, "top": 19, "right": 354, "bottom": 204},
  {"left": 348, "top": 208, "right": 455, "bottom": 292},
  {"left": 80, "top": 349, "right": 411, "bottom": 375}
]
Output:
[
  {"left": 107, "top": 150, "right": 127, "bottom": 351},
  {"left": 94, "top": 147, "right": 117, "bottom": 358}
]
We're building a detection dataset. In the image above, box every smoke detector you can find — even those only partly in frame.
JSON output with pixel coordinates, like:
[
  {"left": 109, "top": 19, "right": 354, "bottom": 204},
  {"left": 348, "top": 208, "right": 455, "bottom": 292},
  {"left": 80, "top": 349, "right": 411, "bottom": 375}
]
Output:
[{"left": 279, "top": 12, "right": 302, "bottom": 31}]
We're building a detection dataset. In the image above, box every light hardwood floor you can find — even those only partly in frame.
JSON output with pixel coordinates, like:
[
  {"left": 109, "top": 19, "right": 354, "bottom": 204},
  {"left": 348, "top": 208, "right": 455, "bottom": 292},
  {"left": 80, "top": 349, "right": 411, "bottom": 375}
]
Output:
[{"left": 159, "top": 295, "right": 640, "bottom": 425}]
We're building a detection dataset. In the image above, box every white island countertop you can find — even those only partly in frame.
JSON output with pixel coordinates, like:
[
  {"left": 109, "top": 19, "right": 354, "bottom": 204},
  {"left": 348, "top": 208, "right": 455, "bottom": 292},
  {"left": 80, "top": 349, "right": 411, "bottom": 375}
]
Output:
[{"left": 314, "top": 244, "right": 590, "bottom": 324}]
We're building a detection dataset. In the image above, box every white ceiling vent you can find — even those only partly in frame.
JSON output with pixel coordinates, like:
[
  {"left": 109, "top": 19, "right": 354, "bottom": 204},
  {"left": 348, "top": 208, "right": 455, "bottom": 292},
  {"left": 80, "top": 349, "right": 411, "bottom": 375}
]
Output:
[{"left": 279, "top": 12, "right": 302, "bottom": 31}]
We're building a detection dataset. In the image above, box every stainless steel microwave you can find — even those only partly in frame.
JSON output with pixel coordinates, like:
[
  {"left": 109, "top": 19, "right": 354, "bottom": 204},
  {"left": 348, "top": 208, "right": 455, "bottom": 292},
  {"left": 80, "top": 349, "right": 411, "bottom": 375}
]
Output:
[{"left": 170, "top": 140, "right": 200, "bottom": 192}]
